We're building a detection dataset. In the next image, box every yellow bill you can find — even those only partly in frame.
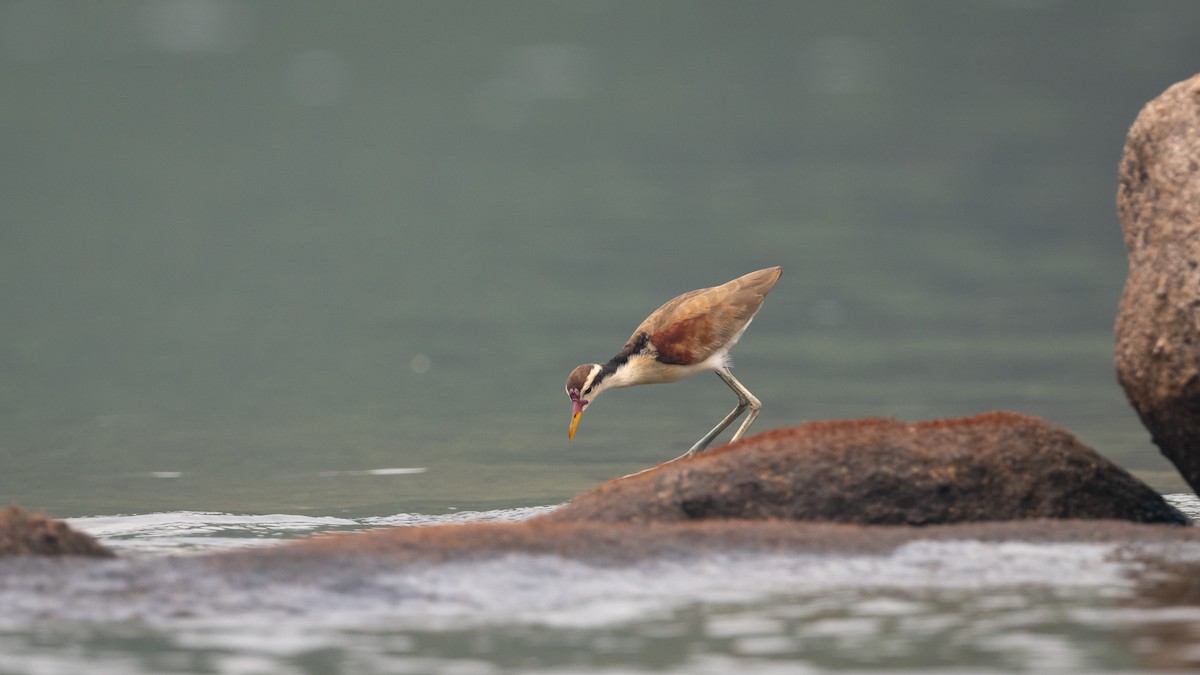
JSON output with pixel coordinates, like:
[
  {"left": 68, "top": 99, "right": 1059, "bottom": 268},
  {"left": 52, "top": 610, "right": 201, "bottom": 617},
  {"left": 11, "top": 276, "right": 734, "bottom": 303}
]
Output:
[{"left": 568, "top": 409, "right": 583, "bottom": 440}]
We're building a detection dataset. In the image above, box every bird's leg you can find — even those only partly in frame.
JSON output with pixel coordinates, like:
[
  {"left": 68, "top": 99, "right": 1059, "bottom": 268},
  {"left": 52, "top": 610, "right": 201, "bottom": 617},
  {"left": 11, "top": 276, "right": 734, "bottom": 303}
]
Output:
[
  {"left": 721, "top": 369, "right": 762, "bottom": 442},
  {"left": 671, "top": 369, "right": 757, "bottom": 461},
  {"left": 677, "top": 400, "right": 746, "bottom": 460}
]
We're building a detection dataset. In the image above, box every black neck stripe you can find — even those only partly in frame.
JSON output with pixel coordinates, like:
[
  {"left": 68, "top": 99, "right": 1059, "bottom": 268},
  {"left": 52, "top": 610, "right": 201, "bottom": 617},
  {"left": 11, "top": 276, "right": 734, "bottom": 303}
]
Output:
[{"left": 593, "top": 332, "right": 650, "bottom": 388}]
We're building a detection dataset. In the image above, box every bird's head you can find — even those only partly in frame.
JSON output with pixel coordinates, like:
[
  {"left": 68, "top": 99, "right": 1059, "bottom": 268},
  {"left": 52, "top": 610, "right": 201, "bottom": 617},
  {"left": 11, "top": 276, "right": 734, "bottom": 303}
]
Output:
[{"left": 565, "top": 363, "right": 605, "bottom": 440}]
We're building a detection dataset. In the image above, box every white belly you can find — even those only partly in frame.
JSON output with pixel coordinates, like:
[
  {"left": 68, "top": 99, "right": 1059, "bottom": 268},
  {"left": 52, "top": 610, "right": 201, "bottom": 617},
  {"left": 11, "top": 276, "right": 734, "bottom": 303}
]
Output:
[{"left": 607, "top": 348, "right": 731, "bottom": 388}]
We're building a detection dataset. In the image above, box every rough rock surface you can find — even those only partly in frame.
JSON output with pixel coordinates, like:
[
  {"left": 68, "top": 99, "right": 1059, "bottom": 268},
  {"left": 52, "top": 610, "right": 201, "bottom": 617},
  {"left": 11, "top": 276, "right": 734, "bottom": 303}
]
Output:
[
  {"left": 260, "top": 518, "right": 1198, "bottom": 566},
  {"left": 0, "top": 505, "right": 113, "bottom": 557},
  {"left": 1115, "top": 73, "right": 1200, "bottom": 495},
  {"left": 542, "top": 412, "right": 1187, "bottom": 525}
]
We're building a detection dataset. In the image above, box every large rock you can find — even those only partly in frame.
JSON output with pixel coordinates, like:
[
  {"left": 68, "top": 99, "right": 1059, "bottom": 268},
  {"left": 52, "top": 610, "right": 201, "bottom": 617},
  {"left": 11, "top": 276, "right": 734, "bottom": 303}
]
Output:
[
  {"left": 543, "top": 412, "right": 1187, "bottom": 525},
  {"left": 0, "top": 505, "right": 114, "bottom": 557},
  {"left": 1114, "top": 73, "right": 1200, "bottom": 494}
]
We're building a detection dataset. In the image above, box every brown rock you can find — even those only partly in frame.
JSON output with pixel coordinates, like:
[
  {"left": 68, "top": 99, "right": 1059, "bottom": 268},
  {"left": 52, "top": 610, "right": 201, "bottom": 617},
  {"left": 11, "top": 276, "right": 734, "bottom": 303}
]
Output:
[
  {"left": 250, "top": 518, "right": 1200, "bottom": 568},
  {"left": 0, "top": 505, "right": 114, "bottom": 557},
  {"left": 1115, "top": 73, "right": 1200, "bottom": 494},
  {"left": 542, "top": 412, "right": 1187, "bottom": 526}
]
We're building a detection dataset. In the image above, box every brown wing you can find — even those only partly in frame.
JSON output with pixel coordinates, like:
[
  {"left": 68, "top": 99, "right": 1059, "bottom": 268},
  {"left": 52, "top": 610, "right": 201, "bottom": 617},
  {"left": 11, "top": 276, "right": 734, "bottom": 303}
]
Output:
[{"left": 628, "top": 266, "right": 781, "bottom": 366}]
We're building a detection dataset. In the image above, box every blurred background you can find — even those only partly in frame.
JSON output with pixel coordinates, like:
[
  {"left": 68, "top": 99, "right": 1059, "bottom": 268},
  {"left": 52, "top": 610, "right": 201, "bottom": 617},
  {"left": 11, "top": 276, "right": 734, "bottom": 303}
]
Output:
[{"left": 3, "top": 0, "right": 1199, "bottom": 516}]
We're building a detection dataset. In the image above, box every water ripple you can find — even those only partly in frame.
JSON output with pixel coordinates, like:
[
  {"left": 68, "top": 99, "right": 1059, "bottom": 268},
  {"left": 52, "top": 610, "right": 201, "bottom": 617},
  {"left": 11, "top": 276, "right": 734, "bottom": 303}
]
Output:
[
  {"left": 67, "top": 506, "right": 558, "bottom": 557},
  {"left": 30, "top": 497, "right": 1200, "bottom": 672},
  {"left": 1165, "top": 492, "right": 1200, "bottom": 521}
]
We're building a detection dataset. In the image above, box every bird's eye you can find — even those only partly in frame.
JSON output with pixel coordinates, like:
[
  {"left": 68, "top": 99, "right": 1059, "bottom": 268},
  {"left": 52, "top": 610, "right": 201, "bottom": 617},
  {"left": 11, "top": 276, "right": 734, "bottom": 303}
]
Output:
[{"left": 583, "top": 386, "right": 592, "bottom": 395}]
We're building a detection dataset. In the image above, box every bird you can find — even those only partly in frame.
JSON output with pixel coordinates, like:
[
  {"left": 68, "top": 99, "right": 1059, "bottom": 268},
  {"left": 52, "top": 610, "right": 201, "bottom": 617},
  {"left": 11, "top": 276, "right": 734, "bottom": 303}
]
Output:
[{"left": 565, "top": 266, "right": 782, "bottom": 462}]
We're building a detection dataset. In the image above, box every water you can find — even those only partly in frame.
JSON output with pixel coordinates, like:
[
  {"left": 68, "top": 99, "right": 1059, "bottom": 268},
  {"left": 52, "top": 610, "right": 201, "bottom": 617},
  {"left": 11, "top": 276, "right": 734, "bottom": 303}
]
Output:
[
  {"left": 5, "top": 1, "right": 1200, "bottom": 672},
  {"left": 0, "top": 499, "right": 1197, "bottom": 673},
  {"left": 64, "top": 505, "right": 557, "bottom": 557}
]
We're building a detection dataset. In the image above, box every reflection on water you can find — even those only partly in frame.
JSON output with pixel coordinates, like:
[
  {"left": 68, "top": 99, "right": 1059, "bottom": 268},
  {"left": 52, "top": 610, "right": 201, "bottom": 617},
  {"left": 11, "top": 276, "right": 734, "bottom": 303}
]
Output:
[
  {"left": 1165, "top": 492, "right": 1200, "bottom": 521},
  {"left": 66, "top": 505, "right": 556, "bottom": 557},
  {"left": 317, "top": 467, "right": 428, "bottom": 477},
  {"left": 0, "top": 592, "right": 1158, "bottom": 673}
]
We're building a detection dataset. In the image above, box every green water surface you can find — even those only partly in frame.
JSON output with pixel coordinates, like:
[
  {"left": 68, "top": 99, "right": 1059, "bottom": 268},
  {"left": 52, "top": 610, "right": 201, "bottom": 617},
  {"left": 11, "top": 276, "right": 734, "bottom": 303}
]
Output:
[{"left": 3, "top": 1, "right": 1199, "bottom": 516}]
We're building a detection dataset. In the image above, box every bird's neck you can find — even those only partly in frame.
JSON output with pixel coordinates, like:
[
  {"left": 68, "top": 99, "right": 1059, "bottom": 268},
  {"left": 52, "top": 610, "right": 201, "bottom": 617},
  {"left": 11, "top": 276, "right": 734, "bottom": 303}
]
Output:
[
  {"left": 596, "top": 352, "right": 657, "bottom": 390},
  {"left": 589, "top": 332, "right": 654, "bottom": 392},
  {"left": 601, "top": 349, "right": 710, "bottom": 390}
]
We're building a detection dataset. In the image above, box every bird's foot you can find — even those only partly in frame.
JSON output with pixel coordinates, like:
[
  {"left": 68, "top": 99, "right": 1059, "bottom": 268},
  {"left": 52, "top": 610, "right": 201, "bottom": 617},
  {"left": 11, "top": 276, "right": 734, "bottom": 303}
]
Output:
[
  {"left": 616, "top": 463, "right": 663, "bottom": 480},
  {"left": 616, "top": 450, "right": 695, "bottom": 480}
]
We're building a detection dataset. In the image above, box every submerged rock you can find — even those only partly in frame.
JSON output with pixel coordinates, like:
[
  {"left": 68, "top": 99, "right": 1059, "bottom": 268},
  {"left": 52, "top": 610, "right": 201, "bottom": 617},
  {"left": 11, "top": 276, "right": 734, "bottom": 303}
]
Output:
[
  {"left": 3, "top": 518, "right": 1200, "bottom": 625},
  {"left": 253, "top": 517, "right": 1198, "bottom": 568},
  {"left": 0, "top": 505, "right": 114, "bottom": 558},
  {"left": 543, "top": 412, "right": 1187, "bottom": 526},
  {"left": 1114, "top": 73, "right": 1200, "bottom": 495}
]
